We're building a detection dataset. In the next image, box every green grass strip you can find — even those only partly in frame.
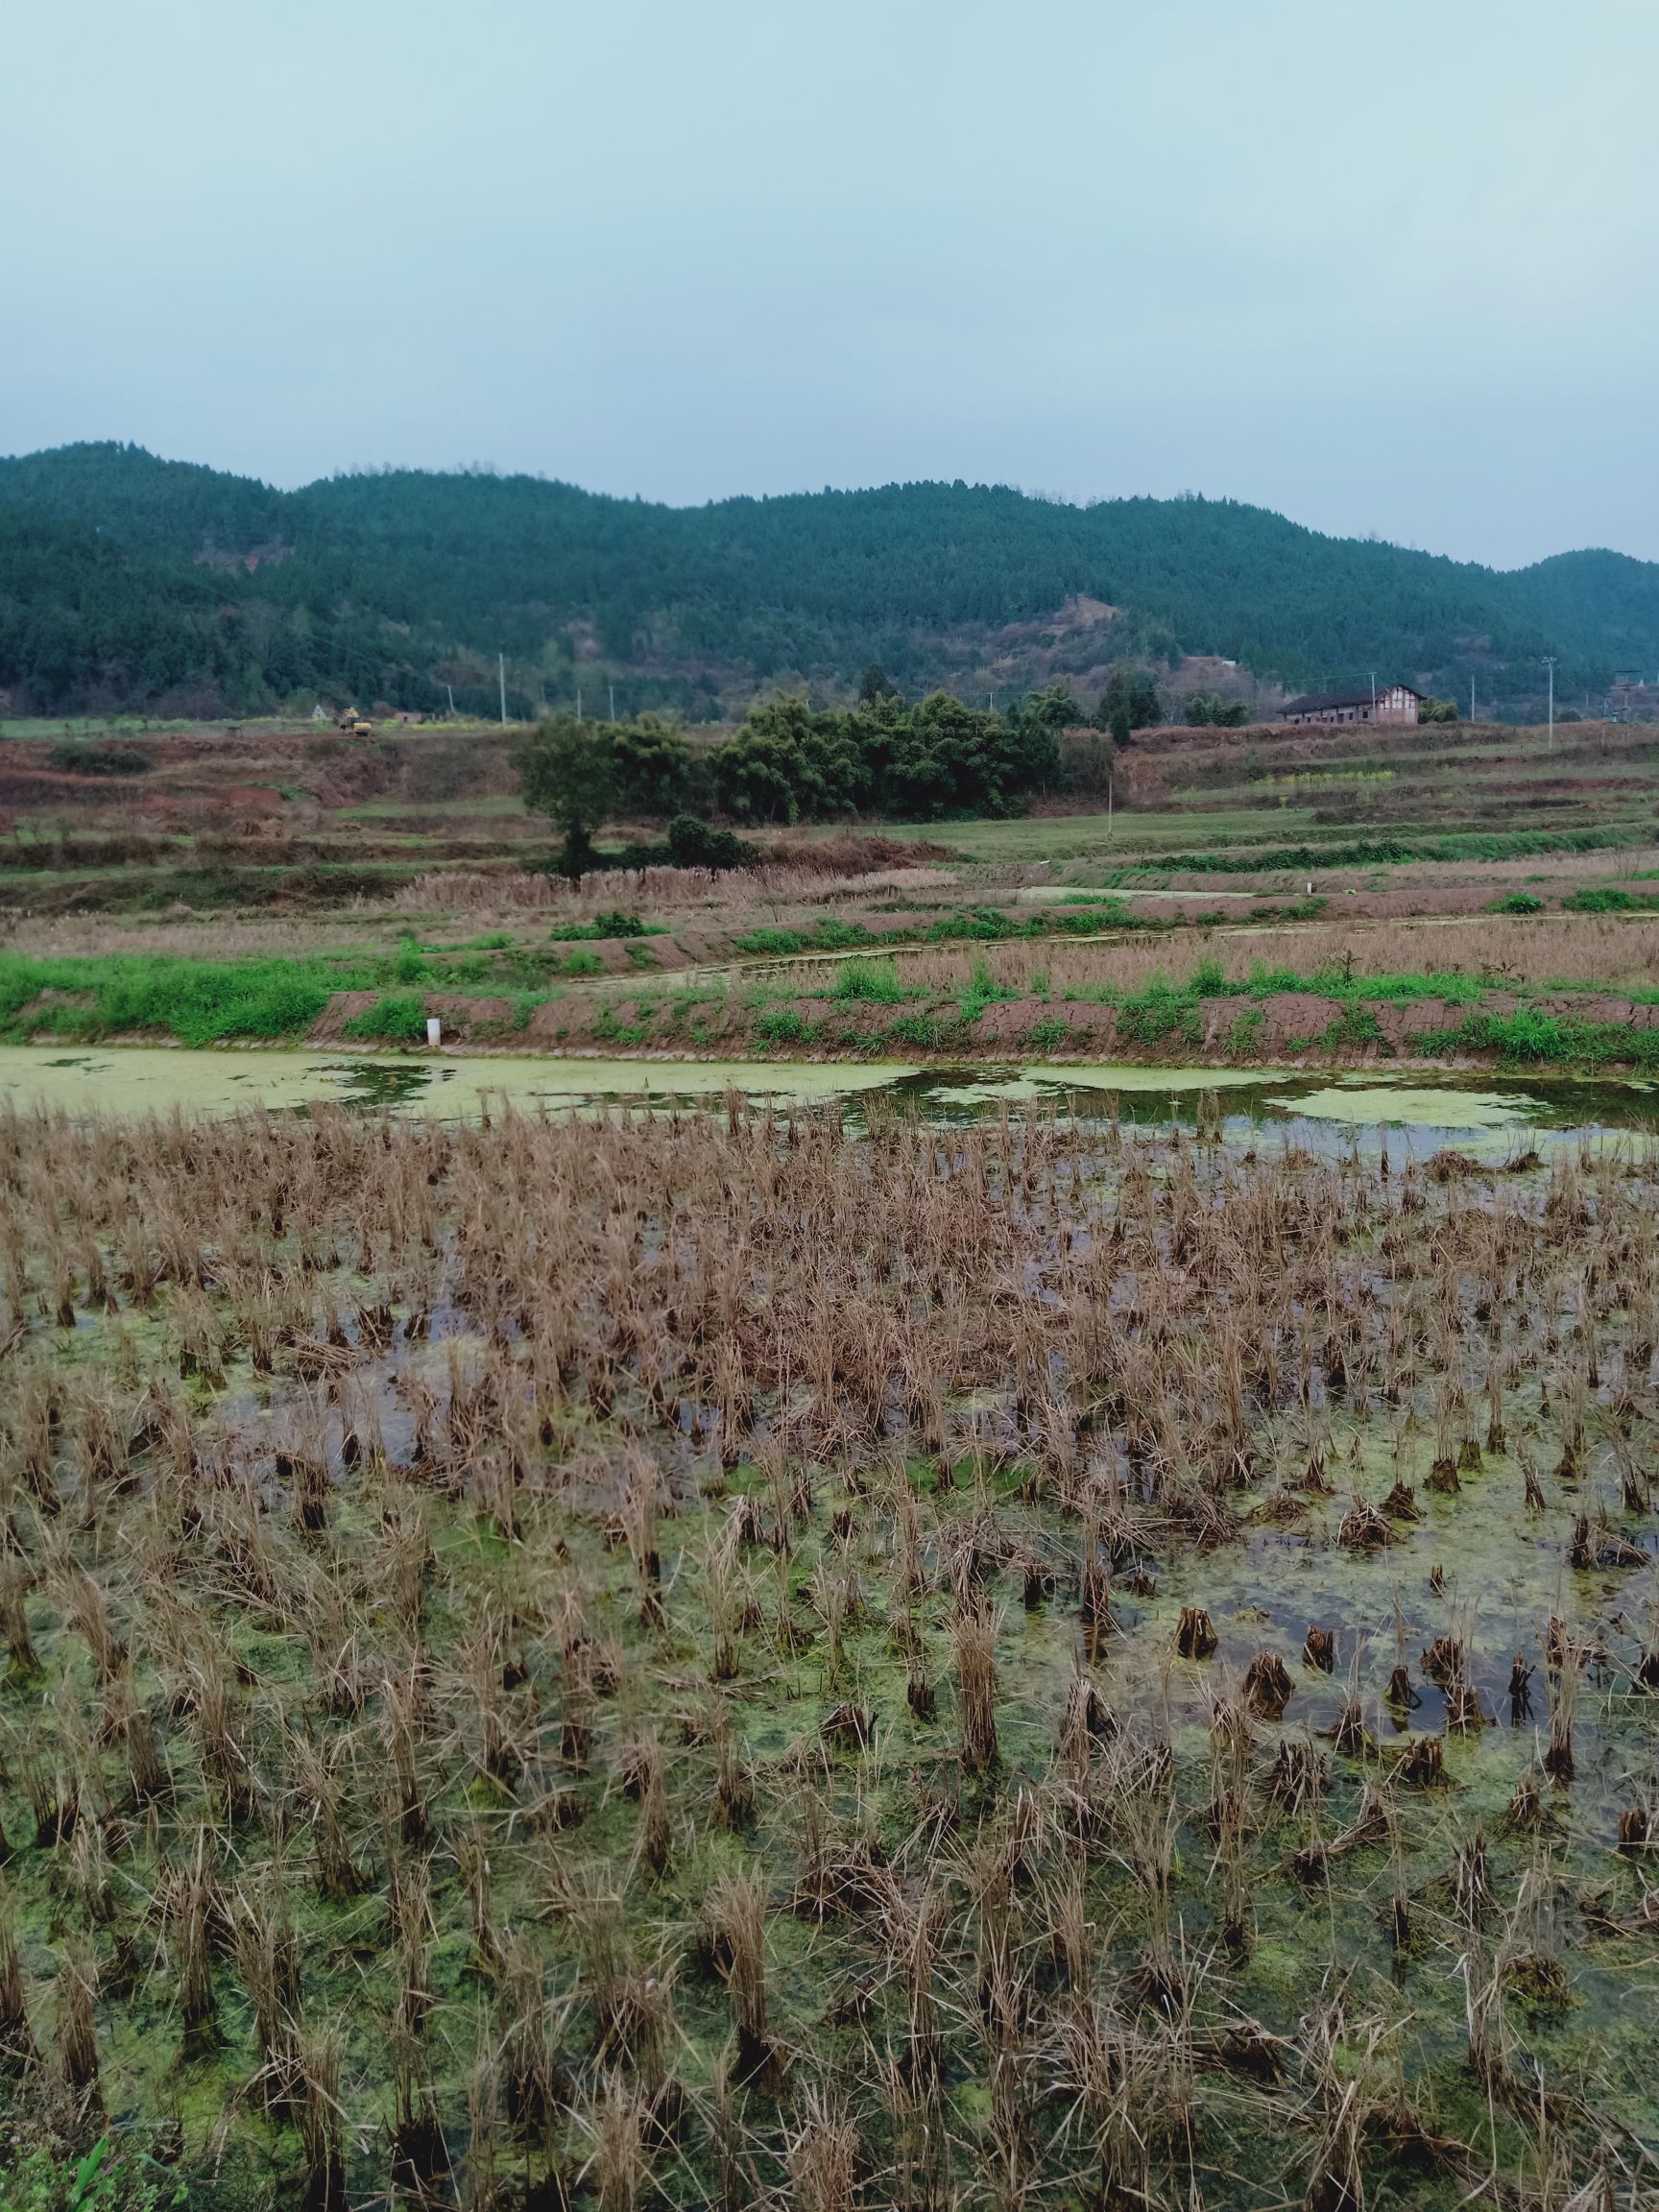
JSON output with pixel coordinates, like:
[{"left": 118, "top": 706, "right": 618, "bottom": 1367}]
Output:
[
  {"left": 0, "top": 951, "right": 395, "bottom": 1046},
  {"left": 1123, "top": 826, "right": 1645, "bottom": 876}
]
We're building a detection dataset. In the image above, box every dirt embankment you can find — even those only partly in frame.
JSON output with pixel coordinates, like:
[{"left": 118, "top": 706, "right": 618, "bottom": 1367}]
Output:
[{"left": 306, "top": 981, "right": 1659, "bottom": 1069}]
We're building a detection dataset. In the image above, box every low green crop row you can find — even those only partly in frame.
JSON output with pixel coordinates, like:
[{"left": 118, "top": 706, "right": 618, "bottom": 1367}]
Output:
[{"left": 1129, "top": 826, "right": 1644, "bottom": 876}]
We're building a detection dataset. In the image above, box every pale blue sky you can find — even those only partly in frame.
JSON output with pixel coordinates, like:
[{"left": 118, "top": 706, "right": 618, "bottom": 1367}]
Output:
[{"left": 6, "top": 0, "right": 1655, "bottom": 565}]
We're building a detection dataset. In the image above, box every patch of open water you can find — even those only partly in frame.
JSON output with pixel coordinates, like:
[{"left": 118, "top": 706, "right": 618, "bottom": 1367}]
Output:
[{"left": 0, "top": 1044, "right": 1653, "bottom": 1150}]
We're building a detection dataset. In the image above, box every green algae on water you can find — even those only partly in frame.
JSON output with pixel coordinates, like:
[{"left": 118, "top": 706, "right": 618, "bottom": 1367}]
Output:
[{"left": 1268, "top": 1080, "right": 1541, "bottom": 1130}]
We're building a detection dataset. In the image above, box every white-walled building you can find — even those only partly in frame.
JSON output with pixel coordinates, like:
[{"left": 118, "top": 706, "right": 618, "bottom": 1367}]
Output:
[{"left": 1280, "top": 684, "right": 1421, "bottom": 727}]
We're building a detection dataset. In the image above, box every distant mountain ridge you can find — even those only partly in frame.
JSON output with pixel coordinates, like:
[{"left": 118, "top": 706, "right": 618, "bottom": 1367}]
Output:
[{"left": 1, "top": 440, "right": 1655, "bottom": 719}]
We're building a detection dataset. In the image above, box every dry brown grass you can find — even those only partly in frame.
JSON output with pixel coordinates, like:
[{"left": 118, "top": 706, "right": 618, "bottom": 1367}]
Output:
[
  {"left": 833, "top": 911, "right": 1659, "bottom": 1000},
  {"left": 0, "top": 1097, "right": 1648, "bottom": 2202},
  {"left": 0, "top": 914, "right": 381, "bottom": 960},
  {"left": 394, "top": 862, "right": 956, "bottom": 921}
]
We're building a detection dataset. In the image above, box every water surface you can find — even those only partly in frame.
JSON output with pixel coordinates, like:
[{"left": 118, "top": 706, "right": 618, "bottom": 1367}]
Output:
[{"left": 0, "top": 1045, "right": 1652, "bottom": 1150}]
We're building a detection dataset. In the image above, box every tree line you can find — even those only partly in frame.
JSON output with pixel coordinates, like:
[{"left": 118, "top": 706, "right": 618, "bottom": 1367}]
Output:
[
  {"left": 512, "top": 685, "right": 1117, "bottom": 874},
  {"left": 4, "top": 442, "right": 1654, "bottom": 718}
]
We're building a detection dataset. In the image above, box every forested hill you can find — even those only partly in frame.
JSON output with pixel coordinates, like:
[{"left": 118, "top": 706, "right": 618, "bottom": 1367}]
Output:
[{"left": 3, "top": 441, "right": 1657, "bottom": 719}]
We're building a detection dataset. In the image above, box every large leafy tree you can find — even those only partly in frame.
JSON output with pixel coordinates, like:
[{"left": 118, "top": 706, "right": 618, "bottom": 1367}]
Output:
[
  {"left": 1094, "top": 665, "right": 1163, "bottom": 739},
  {"left": 512, "top": 716, "right": 616, "bottom": 878},
  {"left": 711, "top": 697, "right": 871, "bottom": 822},
  {"left": 883, "top": 692, "right": 1046, "bottom": 817},
  {"left": 1017, "top": 684, "right": 1082, "bottom": 732},
  {"left": 709, "top": 726, "right": 806, "bottom": 823},
  {"left": 610, "top": 713, "right": 694, "bottom": 817}
]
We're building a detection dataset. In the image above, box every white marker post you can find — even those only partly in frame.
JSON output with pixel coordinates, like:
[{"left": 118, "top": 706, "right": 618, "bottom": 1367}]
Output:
[{"left": 426, "top": 1018, "right": 443, "bottom": 1049}]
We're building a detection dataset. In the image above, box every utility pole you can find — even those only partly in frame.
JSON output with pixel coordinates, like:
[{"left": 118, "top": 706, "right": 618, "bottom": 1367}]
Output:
[
  {"left": 609, "top": 683, "right": 615, "bottom": 721},
  {"left": 1470, "top": 674, "right": 1475, "bottom": 724},
  {"left": 445, "top": 683, "right": 455, "bottom": 718},
  {"left": 1543, "top": 655, "right": 1556, "bottom": 753},
  {"left": 497, "top": 652, "right": 507, "bottom": 728},
  {"left": 1370, "top": 670, "right": 1376, "bottom": 717},
  {"left": 575, "top": 686, "right": 582, "bottom": 723}
]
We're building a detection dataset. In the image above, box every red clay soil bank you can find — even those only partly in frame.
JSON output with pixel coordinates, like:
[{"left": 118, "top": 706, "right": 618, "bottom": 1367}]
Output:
[{"left": 310, "top": 983, "right": 1659, "bottom": 1068}]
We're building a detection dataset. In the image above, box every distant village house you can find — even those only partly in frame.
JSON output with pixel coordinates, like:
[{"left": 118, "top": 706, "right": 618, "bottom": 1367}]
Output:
[{"left": 1280, "top": 684, "right": 1421, "bottom": 727}]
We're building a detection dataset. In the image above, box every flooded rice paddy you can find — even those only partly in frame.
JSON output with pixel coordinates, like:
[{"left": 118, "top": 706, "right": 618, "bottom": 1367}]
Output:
[{"left": 6, "top": 1057, "right": 1659, "bottom": 2202}]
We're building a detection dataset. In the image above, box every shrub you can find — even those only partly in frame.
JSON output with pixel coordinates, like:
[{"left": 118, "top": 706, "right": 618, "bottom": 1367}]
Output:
[
  {"left": 832, "top": 958, "right": 909, "bottom": 1004},
  {"left": 1563, "top": 885, "right": 1648, "bottom": 914},
  {"left": 1181, "top": 692, "right": 1249, "bottom": 728},
  {"left": 665, "top": 815, "right": 753, "bottom": 871},
  {"left": 806, "top": 918, "right": 878, "bottom": 950},
  {"left": 1049, "top": 901, "right": 1139, "bottom": 934},
  {"left": 756, "top": 1007, "right": 811, "bottom": 1044},
  {"left": 552, "top": 913, "right": 666, "bottom": 942},
  {"left": 1488, "top": 891, "right": 1545, "bottom": 915},
  {"left": 738, "top": 918, "right": 875, "bottom": 955},
  {"left": 887, "top": 1013, "right": 943, "bottom": 1048},
  {"left": 343, "top": 993, "right": 428, "bottom": 1044},
  {"left": 558, "top": 949, "right": 605, "bottom": 977},
  {"left": 1324, "top": 1006, "right": 1385, "bottom": 1048},
  {"left": 1118, "top": 978, "right": 1204, "bottom": 1047},
  {"left": 926, "top": 907, "right": 1020, "bottom": 943},
  {"left": 959, "top": 958, "right": 1019, "bottom": 1022},
  {"left": 733, "top": 927, "right": 805, "bottom": 956},
  {"left": 48, "top": 742, "right": 153, "bottom": 777}
]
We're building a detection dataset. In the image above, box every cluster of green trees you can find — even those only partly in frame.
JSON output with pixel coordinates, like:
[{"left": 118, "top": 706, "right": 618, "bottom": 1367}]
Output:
[
  {"left": 514, "top": 688, "right": 1071, "bottom": 874},
  {"left": 0, "top": 504, "right": 467, "bottom": 719},
  {"left": 710, "top": 689, "right": 1068, "bottom": 822},
  {"left": 1094, "top": 665, "right": 1164, "bottom": 738},
  {"left": 1180, "top": 691, "right": 1250, "bottom": 727},
  {"left": 3, "top": 442, "right": 1652, "bottom": 718}
]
